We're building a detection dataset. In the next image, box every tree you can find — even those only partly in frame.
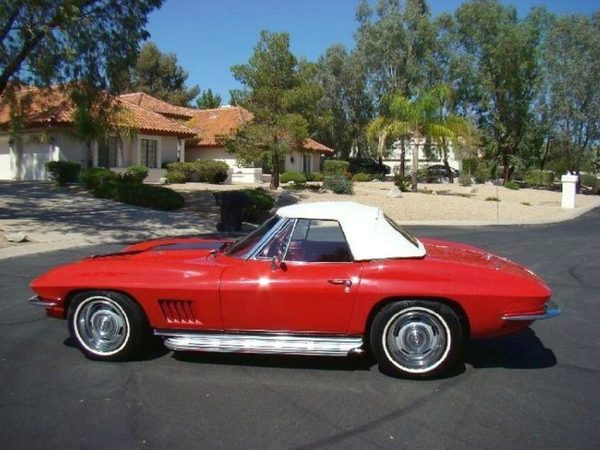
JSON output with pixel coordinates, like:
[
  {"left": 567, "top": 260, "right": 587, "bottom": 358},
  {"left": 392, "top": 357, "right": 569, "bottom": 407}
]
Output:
[
  {"left": 449, "top": 0, "right": 542, "bottom": 183},
  {"left": 542, "top": 14, "right": 600, "bottom": 174},
  {"left": 224, "top": 31, "right": 323, "bottom": 189},
  {"left": 354, "top": 0, "right": 436, "bottom": 100},
  {"left": 314, "top": 44, "right": 372, "bottom": 159},
  {"left": 368, "top": 85, "right": 471, "bottom": 190},
  {"left": 126, "top": 42, "right": 199, "bottom": 106},
  {"left": 0, "top": 0, "right": 162, "bottom": 97},
  {"left": 195, "top": 89, "right": 222, "bottom": 109}
]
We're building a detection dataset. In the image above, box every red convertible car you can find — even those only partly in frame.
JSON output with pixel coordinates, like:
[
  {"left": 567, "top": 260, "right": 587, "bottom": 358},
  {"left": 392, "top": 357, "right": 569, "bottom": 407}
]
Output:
[{"left": 29, "top": 201, "right": 559, "bottom": 378}]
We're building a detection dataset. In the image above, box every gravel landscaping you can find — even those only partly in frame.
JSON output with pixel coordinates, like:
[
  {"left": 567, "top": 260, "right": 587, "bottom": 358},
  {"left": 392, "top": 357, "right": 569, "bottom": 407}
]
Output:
[{"left": 171, "top": 180, "right": 600, "bottom": 226}]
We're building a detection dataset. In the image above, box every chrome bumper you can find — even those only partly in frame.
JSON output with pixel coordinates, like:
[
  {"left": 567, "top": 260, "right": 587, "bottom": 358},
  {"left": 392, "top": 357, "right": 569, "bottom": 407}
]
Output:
[
  {"left": 502, "top": 301, "right": 561, "bottom": 321},
  {"left": 27, "top": 295, "right": 59, "bottom": 308}
]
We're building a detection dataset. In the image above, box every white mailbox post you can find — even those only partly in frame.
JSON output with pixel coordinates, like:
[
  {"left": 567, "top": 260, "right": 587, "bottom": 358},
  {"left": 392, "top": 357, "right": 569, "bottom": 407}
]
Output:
[{"left": 561, "top": 172, "right": 578, "bottom": 208}]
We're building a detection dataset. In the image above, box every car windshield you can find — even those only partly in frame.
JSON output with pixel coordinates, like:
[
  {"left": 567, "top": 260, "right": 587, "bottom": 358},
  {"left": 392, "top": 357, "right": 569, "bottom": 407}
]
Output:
[
  {"left": 224, "top": 215, "right": 282, "bottom": 257},
  {"left": 384, "top": 215, "right": 420, "bottom": 248}
]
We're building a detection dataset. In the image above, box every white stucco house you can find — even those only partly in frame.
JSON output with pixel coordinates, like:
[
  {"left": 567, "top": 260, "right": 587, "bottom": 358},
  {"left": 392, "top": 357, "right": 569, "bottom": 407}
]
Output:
[
  {"left": 0, "top": 89, "right": 333, "bottom": 183},
  {"left": 381, "top": 138, "right": 462, "bottom": 174},
  {"left": 0, "top": 87, "right": 196, "bottom": 182}
]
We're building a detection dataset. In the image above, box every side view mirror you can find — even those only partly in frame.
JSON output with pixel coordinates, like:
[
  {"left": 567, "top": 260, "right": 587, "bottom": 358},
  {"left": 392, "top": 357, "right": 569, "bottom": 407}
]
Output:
[{"left": 271, "top": 255, "right": 286, "bottom": 271}]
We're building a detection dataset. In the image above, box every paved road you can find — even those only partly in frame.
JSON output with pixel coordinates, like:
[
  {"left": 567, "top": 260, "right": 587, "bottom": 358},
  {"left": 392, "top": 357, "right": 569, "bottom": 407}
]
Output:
[{"left": 1, "top": 210, "right": 599, "bottom": 449}]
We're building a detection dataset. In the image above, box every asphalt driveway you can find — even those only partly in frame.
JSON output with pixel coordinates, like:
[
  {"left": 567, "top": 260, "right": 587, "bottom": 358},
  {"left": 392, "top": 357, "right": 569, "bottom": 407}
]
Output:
[
  {"left": 0, "top": 209, "right": 598, "bottom": 449},
  {"left": 0, "top": 182, "right": 220, "bottom": 257}
]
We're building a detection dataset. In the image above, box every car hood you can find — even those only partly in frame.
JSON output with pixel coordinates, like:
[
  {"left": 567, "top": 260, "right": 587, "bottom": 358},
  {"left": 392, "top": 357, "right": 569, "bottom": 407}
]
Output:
[{"left": 91, "top": 236, "right": 233, "bottom": 260}]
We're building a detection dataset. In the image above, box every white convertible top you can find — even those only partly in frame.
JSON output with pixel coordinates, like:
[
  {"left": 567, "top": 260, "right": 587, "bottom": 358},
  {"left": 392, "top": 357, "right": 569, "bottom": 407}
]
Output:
[{"left": 276, "top": 201, "right": 426, "bottom": 260}]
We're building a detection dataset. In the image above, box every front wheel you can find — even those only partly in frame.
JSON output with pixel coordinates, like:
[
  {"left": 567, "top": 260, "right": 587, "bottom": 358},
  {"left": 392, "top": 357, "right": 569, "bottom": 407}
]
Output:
[
  {"left": 68, "top": 291, "right": 148, "bottom": 361},
  {"left": 370, "top": 301, "right": 463, "bottom": 379}
]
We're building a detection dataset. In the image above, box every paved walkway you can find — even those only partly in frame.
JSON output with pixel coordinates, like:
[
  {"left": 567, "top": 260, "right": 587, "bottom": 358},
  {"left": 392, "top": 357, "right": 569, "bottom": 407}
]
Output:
[{"left": 0, "top": 182, "right": 223, "bottom": 260}]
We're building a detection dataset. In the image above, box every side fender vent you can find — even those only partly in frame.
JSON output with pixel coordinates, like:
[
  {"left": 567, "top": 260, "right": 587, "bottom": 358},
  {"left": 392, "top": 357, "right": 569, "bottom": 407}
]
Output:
[{"left": 158, "top": 299, "right": 200, "bottom": 324}]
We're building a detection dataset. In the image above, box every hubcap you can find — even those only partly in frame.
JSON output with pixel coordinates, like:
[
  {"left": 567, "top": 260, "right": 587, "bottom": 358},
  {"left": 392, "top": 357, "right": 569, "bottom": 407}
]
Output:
[
  {"left": 385, "top": 309, "right": 448, "bottom": 371},
  {"left": 75, "top": 297, "right": 128, "bottom": 355}
]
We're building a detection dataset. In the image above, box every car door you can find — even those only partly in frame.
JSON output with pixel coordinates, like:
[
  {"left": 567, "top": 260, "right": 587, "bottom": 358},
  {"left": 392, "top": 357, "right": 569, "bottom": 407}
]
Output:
[{"left": 219, "top": 218, "right": 363, "bottom": 334}]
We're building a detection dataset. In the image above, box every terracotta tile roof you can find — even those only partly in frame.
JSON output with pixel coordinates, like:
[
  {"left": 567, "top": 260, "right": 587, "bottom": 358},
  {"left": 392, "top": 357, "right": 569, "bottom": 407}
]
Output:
[
  {"left": 302, "top": 138, "right": 334, "bottom": 155},
  {"left": 186, "top": 106, "right": 253, "bottom": 147},
  {"left": 1, "top": 88, "right": 334, "bottom": 151},
  {"left": 186, "top": 106, "right": 334, "bottom": 154},
  {"left": 115, "top": 98, "right": 196, "bottom": 137},
  {"left": 0, "top": 86, "right": 75, "bottom": 127},
  {"left": 0, "top": 87, "right": 196, "bottom": 137},
  {"left": 119, "top": 92, "right": 195, "bottom": 119}
]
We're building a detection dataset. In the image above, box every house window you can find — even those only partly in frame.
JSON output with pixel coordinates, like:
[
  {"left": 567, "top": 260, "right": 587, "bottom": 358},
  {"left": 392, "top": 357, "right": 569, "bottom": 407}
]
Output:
[
  {"left": 140, "top": 139, "right": 158, "bottom": 168},
  {"left": 98, "top": 137, "right": 117, "bottom": 168},
  {"left": 302, "top": 154, "right": 311, "bottom": 173}
]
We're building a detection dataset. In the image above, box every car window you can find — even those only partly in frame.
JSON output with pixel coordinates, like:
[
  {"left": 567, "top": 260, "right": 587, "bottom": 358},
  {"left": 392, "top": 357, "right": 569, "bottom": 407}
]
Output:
[
  {"left": 226, "top": 215, "right": 281, "bottom": 257},
  {"left": 255, "top": 219, "right": 295, "bottom": 259},
  {"left": 286, "top": 219, "right": 353, "bottom": 262},
  {"left": 384, "top": 215, "right": 420, "bottom": 248}
]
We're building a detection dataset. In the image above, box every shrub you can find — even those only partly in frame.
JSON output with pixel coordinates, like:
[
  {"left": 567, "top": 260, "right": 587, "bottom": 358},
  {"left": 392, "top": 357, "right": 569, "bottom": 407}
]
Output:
[
  {"left": 504, "top": 181, "right": 520, "bottom": 190},
  {"left": 165, "top": 171, "right": 187, "bottom": 184},
  {"left": 323, "top": 160, "right": 350, "bottom": 175},
  {"left": 166, "top": 162, "right": 196, "bottom": 179},
  {"left": 280, "top": 171, "right": 307, "bottom": 184},
  {"left": 485, "top": 196, "right": 500, "bottom": 202},
  {"left": 92, "top": 180, "right": 117, "bottom": 199},
  {"left": 458, "top": 172, "right": 472, "bottom": 186},
  {"left": 305, "top": 172, "right": 324, "bottom": 182},
  {"left": 323, "top": 174, "right": 353, "bottom": 194},
  {"left": 117, "top": 165, "right": 149, "bottom": 183},
  {"left": 80, "top": 167, "right": 117, "bottom": 190},
  {"left": 393, "top": 172, "right": 410, "bottom": 192},
  {"left": 194, "top": 160, "right": 229, "bottom": 184},
  {"left": 113, "top": 183, "right": 184, "bottom": 210},
  {"left": 474, "top": 164, "right": 491, "bottom": 184},
  {"left": 46, "top": 161, "right": 81, "bottom": 186},
  {"left": 352, "top": 172, "right": 373, "bottom": 182},
  {"left": 580, "top": 173, "right": 599, "bottom": 191},
  {"left": 242, "top": 188, "right": 275, "bottom": 222},
  {"left": 524, "top": 169, "right": 555, "bottom": 187}
]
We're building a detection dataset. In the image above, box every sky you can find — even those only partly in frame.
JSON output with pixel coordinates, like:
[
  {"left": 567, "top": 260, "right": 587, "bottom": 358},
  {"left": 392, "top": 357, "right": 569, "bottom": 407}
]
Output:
[{"left": 146, "top": 0, "right": 599, "bottom": 104}]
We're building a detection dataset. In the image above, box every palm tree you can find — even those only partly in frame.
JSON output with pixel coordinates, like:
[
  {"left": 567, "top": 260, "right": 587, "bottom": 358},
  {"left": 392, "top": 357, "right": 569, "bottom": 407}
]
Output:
[{"left": 368, "top": 85, "right": 471, "bottom": 191}]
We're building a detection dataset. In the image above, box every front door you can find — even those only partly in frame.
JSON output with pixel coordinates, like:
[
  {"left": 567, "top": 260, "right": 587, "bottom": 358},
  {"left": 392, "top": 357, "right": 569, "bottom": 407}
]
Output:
[{"left": 219, "top": 219, "right": 362, "bottom": 334}]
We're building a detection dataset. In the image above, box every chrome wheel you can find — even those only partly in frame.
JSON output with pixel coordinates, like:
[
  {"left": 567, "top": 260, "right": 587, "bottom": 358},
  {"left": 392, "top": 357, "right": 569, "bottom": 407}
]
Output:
[
  {"left": 382, "top": 307, "right": 451, "bottom": 373},
  {"left": 73, "top": 296, "right": 130, "bottom": 356}
]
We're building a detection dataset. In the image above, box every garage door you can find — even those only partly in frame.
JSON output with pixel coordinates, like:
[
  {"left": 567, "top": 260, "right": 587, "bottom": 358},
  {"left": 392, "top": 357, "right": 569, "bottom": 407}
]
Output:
[
  {"left": 20, "top": 141, "right": 52, "bottom": 180},
  {"left": 0, "top": 136, "right": 14, "bottom": 180}
]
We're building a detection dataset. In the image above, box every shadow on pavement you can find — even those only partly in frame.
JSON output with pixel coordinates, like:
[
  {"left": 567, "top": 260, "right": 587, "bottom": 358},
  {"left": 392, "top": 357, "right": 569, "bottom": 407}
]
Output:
[{"left": 465, "top": 328, "right": 557, "bottom": 370}]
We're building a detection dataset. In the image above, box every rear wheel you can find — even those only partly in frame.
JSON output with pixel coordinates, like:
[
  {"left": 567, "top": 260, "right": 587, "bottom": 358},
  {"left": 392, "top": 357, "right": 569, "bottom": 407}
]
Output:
[
  {"left": 68, "top": 291, "right": 148, "bottom": 361},
  {"left": 370, "top": 300, "right": 462, "bottom": 379}
]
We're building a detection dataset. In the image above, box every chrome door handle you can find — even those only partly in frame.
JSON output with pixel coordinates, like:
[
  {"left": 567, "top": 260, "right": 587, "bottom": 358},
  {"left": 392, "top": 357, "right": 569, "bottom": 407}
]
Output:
[{"left": 328, "top": 279, "right": 352, "bottom": 287}]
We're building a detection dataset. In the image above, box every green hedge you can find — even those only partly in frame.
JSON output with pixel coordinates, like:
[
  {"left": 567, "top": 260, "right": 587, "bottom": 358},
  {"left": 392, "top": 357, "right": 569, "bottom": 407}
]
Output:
[
  {"left": 116, "top": 165, "right": 149, "bottom": 183},
  {"left": 166, "top": 160, "right": 229, "bottom": 184},
  {"left": 280, "top": 171, "right": 307, "bottom": 184},
  {"left": 352, "top": 172, "right": 378, "bottom": 182},
  {"left": 92, "top": 182, "right": 184, "bottom": 210},
  {"left": 524, "top": 169, "right": 555, "bottom": 187},
  {"left": 80, "top": 167, "right": 117, "bottom": 190},
  {"left": 165, "top": 170, "right": 187, "bottom": 184},
  {"left": 323, "top": 160, "right": 350, "bottom": 175},
  {"left": 323, "top": 174, "right": 353, "bottom": 194},
  {"left": 242, "top": 188, "right": 275, "bottom": 222},
  {"left": 305, "top": 172, "right": 324, "bottom": 182},
  {"left": 46, "top": 161, "right": 81, "bottom": 186}
]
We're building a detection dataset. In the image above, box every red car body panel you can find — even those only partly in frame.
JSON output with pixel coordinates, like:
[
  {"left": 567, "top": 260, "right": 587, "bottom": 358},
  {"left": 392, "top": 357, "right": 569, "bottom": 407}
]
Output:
[{"left": 30, "top": 236, "right": 551, "bottom": 340}]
